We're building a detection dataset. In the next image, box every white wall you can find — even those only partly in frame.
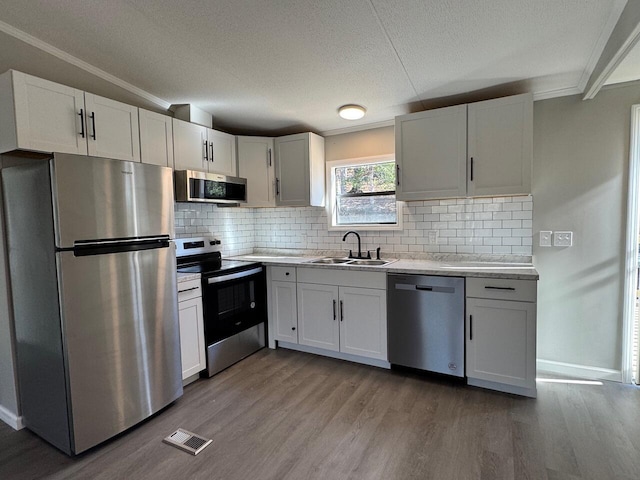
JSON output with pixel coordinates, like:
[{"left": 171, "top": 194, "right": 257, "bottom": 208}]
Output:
[{"left": 533, "top": 82, "right": 640, "bottom": 378}]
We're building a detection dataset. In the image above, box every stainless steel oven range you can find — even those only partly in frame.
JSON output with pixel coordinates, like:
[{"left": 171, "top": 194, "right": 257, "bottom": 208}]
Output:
[{"left": 176, "top": 237, "right": 267, "bottom": 377}]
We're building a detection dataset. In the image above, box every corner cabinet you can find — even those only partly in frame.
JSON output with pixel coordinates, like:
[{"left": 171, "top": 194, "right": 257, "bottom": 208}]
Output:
[
  {"left": 173, "top": 118, "right": 236, "bottom": 176},
  {"left": 0, "top": 70, "right": 140, "bottom": 162},
  {"left": 177, "top": 279, "right": 206, "bottom": 383},
  {"left": 395, "top": 93, "right": 532, "bottom": 200},
  {"left": 237, "top": 136, "right": 276, "bottom": 207},
  {"left": 466, "top": 277, "right": 537, "bottom": 398},
  {"left": 274, "top": 132, "right": 325, "bottom": 207}
]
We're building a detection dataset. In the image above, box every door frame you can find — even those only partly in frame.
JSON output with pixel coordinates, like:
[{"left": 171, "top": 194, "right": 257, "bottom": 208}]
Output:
[{"left": 622, "top": 104, "right": 640, "bottom": 384}]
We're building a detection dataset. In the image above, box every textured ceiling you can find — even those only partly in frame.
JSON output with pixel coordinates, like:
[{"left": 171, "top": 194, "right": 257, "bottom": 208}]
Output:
[{"left": 0, "top": 0, "right": 628, "bottom": 135}]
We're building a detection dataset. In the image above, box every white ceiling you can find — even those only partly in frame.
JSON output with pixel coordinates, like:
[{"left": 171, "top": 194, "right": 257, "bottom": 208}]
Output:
[{"left": 0, "top": 0, "right": 628, "bottom": 135}]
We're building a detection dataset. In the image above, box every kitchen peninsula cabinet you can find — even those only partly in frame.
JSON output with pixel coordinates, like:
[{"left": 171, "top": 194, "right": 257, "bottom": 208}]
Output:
[
  {"left": 0, "top": 70, "right": 140, "bottom": 162},
  {"left": 177, "top": 279, "right": 206, "bottom": 383},
  {"left": 173, "top": 118, "right": 236, "bottom": 176},
  {"left": 139, "top": 109, "right": 174, "bottom": 167},
  {"left": 274, "top": 132, "right": 325, "bottom": 207},
  {"left": 237, "top": 136, "right": 276, "bottom": 207},
  {"left": 395, "top": 93, "right": 532, "bottom": 200},
  {"left": 466, "top": 277, "right": 537, "bottom": 397}
]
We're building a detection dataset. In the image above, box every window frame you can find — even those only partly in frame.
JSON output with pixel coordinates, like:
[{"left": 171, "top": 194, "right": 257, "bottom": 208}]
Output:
[{"left": 325, "top": 154, "right": 403, "bottom": 231}]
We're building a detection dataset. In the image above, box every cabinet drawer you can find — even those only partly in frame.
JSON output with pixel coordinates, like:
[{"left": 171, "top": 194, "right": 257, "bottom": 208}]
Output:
[
  {"left": 270, "top": 266, "right": 297, "bottom": 282},
  {"left": 178, "top": 279, "right": 202, "bottom": 302},
  {"left": 466, "top": 277, "right": 536, "bottom": 302}
]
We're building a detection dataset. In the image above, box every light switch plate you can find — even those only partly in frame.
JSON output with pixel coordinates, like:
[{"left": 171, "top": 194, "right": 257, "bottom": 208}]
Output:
[
  {"left": 539, "top": 231, "right": 552, "bottom": 247},
  {"left": 553, "top": 231, "right": 573, "bottom": 247}
]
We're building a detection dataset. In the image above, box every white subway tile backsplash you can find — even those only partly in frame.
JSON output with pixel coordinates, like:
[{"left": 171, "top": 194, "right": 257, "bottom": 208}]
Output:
[{"left": 175, "top": 195, "right": 533, "bottom": 258}]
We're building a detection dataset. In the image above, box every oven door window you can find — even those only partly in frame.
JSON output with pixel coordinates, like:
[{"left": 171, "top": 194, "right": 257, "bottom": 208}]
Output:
[{"left": 203, "top": 271, "right": 266, "bottom": 343}]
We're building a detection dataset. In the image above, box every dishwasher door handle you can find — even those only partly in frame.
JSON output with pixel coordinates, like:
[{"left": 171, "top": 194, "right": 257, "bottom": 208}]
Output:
[{"left": 394, "top": 283, "right": 455, "bottom": 294}]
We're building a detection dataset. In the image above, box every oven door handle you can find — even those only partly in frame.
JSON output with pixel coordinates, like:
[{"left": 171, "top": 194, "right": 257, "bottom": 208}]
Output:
[{"left": 207, "top": 267, "right": 263, "bottom": 284}]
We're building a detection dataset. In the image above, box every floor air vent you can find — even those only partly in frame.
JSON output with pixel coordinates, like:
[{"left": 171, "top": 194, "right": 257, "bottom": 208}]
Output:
[{"left": 163, "top": 428, "right": 212, "bottom": 455}]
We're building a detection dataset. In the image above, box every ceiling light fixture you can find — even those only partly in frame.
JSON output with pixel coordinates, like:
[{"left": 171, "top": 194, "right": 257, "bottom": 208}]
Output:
[{"left": 338, "top": 104, "right": 366, "bottom": 120}]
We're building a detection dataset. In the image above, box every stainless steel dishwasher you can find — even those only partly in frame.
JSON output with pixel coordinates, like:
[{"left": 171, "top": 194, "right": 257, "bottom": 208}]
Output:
[{"left": 387, "top": 274, "right": 465, "bottom": 377}]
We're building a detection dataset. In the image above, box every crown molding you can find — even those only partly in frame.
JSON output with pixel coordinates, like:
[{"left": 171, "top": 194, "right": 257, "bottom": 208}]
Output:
[
  {"left": 533, "top": 85, "right": 583, "bottom": 101},
  {"left": 0, "top": 20, "right": 171, "bottom": 110}
]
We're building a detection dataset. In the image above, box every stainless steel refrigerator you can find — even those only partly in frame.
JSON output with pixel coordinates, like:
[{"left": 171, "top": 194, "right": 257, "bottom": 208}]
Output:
[{"left": 2, "top": 153, "right": 183, "bottom": 455}]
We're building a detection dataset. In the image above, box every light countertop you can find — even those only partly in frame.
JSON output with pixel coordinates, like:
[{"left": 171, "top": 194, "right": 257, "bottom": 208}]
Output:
[{"left": 228, "top": 254, "right": 538, "bottom": 280}]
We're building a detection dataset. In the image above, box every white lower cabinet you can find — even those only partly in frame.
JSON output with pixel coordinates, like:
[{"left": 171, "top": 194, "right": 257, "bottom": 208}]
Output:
[
  {"left": 272, "top": 280, "right": 298, "bottom": 343},
  {"left": 466, "top": 277, "right": 537, "bottom": 397},
  {"left": 297, "top": 283, "right": 340, "bottom": 352},
  {"left": 338, "top": 287, "right": 387, "bottom": 360},
  {"left": 178, "top": 280, "right": 206, "bottom": 381},
  {"left": 269, "top": 266, "right": 387, "bottom": 364}
]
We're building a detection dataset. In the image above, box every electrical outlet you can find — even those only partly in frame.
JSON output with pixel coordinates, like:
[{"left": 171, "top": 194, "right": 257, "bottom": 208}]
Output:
[
  {"left": 539, "top": 231, "right": 552, "bottom": 247},
  {"left": 427, "top": 230, "right": 438, "bottom": 244},
  {"left": 553, "top": 231, "right": 573, "bottom": 247}
]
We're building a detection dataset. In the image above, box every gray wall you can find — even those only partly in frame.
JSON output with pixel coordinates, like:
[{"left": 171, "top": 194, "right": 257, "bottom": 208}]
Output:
[
  {"left": 0, "top": 156, "right": 19, "bottom": 423},
  {"left": 533, "top": 82, "right": 640, "bottom": 374}
]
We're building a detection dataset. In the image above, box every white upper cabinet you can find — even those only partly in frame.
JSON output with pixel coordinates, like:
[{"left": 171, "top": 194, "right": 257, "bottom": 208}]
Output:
[
  {"left": 208, "top": 128, "right": 236, "bottom": 176},
  {"left": 173, "top": 119, "right": 236, "bottom": 176},
  {"left": 172, "top": 118, "right": 208, "bottom": 171},
  {"left": 394, "top": 93, "right": 532, "bottom": 200},
  {"left": 467, "top": 93, "right": 533, "bottom": 196},
  {"left": 0, "top": 70, "right": 87, "bottom": 155},
  {"left": 237, "top": 136, "right": 275, "bottom": 207},
  {"left": 274, "top": 132, "right": 325, "bottom": 207},
  {"left": 139, "top": 109, "right": 174, "bottom": 167},
  {"left": 0, "top": 70, "right": 141, "bottom": 162},
  {"left": 395, "top": 105, "right": 467, "bottom": 200},
  {"left": 84, "top": 93, "right": 140, "bottom": 162}
]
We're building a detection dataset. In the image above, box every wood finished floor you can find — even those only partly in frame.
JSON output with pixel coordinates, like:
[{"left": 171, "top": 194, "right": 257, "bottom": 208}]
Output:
[{"left": 2, "top": 348, "right": 640, "bottom": 480}]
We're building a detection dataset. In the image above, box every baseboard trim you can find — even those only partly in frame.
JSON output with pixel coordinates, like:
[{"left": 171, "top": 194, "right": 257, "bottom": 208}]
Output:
[
  {"left": 537, "top": 359, "right": 622, "bottom": 382},
  {"left": 0, "top": 404, "right": 24, "bottom": 430},
  {"left": 278, "top": 341, "right": 391, "bottom": 369}
]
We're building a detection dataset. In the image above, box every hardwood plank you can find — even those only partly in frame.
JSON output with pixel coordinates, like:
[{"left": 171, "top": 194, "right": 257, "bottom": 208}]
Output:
[{"left": 2, "top": 349, "right": 640, "bottom": 480}]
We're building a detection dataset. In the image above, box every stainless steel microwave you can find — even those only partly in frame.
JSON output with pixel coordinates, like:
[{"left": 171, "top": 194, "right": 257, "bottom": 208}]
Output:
[{"left": 174, "top": 170, "right": 247, "bottom": 204}]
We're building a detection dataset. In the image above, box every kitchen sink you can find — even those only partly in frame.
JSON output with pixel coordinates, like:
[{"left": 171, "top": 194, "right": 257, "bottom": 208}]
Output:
[
  {"left": 309, "top": 258, "right": 351, "bottom": 264},
  {"left": 307, "top": 257, "right": 396, "bottom": 266},
  {"left": 347, "top": 259, "right": 392, "bottom": 266}
]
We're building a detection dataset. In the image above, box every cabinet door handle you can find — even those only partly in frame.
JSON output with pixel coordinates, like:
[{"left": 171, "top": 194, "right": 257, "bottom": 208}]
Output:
[
  {"left": 178, "top": 286, "right": 199, "bottom": 293},
  {"left": 470, "top": 157, "right": 474, "bottom": 181},
  {"left": 333, "top": 299, "right": 336, "bottom": 320},
  {"left": 276, "top": 178, "right": 280, "bottom": 196},
  {"left": 484, "top": 286, "right": 515, "bottom": 291},
  {"left": 90, "top": 112, "right": 96, "bottom": 140},
  {"left": 210, "top": 142, "right": 214, "bottom": 162},
  {"left": 340, "top": 300, "right": 344, "bottom": 322},
  {"left": 203, "top": 140, "right": 208, "bottom": 161},
  {"left": 470, "top": 315, "right": 473, "bottom": 340},
  {"left": 268, "top": 148, "right": 272, "bottom": 167},
  {"left": 292, "top": 326, "right": 296, "bottom": 331},
  {"left": 396, "top": 164, "right": 400, "bottom": 186},
  {"left": 78, "top": 109, "right": 85, "bottom": 138}
]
